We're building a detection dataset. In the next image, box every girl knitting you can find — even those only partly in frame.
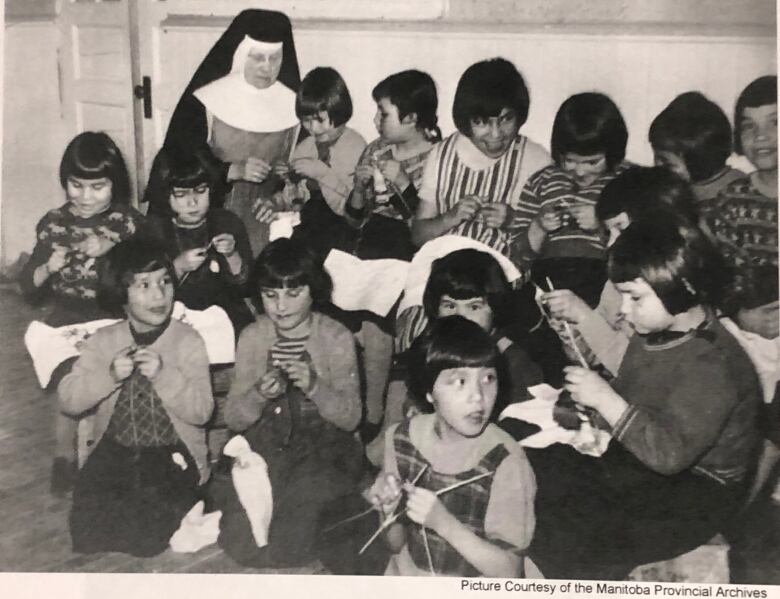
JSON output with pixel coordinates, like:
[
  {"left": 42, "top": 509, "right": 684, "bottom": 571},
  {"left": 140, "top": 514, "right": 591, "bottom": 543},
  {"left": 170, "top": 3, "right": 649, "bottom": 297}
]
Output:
[
  {"left": 19, "top": 131, "right": 143, "bottom": 495},
  {"left": 529, "top": 217, "right": 761, "bottom": 580},
  {"left": 513, "top": 92, "right": 631, "bottom": 307},
  {"left": 59, "top": 239, "right": 213, "bottom": 556},
  {"left": 368, "top": 316, "right": 536, "bottom": 577},
  {"left": 213, "top": 238, "right": 363, "bottom": 568}
]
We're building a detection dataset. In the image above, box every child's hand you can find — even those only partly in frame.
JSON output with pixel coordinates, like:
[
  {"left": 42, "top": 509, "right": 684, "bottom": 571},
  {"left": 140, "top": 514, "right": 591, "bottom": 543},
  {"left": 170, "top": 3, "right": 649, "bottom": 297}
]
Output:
[
  {"left": 478, "top": 203, "right": 509, "bottom": 229},
  {"left": 291, "top": 158, "right": 329, "bottom": 181},
  {"left": 569, "top": 204, "right": 599, "bottom": 231},
  {"left": 537, "top": 207, "right": 562, "bottom": 232},
  {"left": 240, "top": 157, "right": 272, "bottom": 183},
  {"left": 354, "top": 163, "right": 375, "bottom": 188},
  {"left": 541, "top": 289, "right": 592, "bottom": 324},
  {"left": 46, "top": 246, "right": 69, "bottom": 273},
  {"left": 737, "top": 301, "right": 780, "bottom": 340},
  {"left": 450, "top": 196, "right": 482, "bottom": 224},
  {"left": 365, "top": 472, "right": 403, "bottom": 516},
  {"left": 134, "top": 347, "right": 163, "bottom": 379},
  {"left": 280, "top": 358, "right": 317, "bottom": 396},
  {"left": 79, "top": 235, "right": 115, "bottom": 258},
  {"left": 211, "top": 233, "right": 236, "bottom": 256},
  {"left": 252, "top": 200, "right": 276, "bottom": 224},
  {"left": 563, "top": 366, "right": 618, "bottom": 411},
  {"left": 258, "top": 368, "right": 286, "bottom": 399},
  {"left": 273, "top": 162, "right": 291, "bottom": 178},
  {"left": 174, "top": 248, "right": 207, "bottom": 274},
  {"left": 378, "top": 159, "right": 410, "bottom": 190},
  {"left": 110, "top": 346, "right": 136, "bottom": 382},
  {"left": 404, "top": 484, "right": 452, "bottom": 534}
]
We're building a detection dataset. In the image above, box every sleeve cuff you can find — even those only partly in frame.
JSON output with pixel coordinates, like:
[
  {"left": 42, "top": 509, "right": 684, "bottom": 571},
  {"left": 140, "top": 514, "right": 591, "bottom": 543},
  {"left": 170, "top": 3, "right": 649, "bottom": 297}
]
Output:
[{"left": 611, "top": 404, "right": 638, "bottom": 440}]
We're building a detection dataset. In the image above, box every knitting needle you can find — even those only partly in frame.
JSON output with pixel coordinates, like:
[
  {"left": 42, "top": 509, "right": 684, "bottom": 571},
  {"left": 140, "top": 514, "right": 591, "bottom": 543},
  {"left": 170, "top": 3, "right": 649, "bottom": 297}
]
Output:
[
  {"left": 544, "top": 276, "right": 590, "bottom": 369},
  {"left": 177, "top": 239, "right": 216, "bottom": 287}
]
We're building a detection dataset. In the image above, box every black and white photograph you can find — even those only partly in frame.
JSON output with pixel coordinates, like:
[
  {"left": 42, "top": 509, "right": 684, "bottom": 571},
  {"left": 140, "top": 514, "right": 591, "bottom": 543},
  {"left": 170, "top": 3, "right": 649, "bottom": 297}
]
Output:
[{"left": 1, "top": 1, "right": 778, "bottom": 597}]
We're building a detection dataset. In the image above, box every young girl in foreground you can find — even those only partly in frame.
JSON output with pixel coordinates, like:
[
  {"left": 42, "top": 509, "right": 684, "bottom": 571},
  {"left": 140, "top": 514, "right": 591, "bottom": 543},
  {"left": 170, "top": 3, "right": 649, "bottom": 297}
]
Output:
[
  {"left": 60, "top": 240, "right": 213, "bottom": 556},
  {"left": 529, "top": 217, "right": 761, "bottom": 580},
  {"left": 20, "top": 131, "right": 143, "bottom": 494},
  {"left": 215, "top": 238, "right": 363, "bottom": 567},
  {"left": 368, "top": 316, "right": 536, "bottom": 577}
]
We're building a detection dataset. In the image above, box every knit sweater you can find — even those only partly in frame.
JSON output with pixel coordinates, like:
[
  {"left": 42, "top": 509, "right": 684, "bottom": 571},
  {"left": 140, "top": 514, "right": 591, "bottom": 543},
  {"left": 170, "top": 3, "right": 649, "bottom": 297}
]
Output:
[
  {"left": 224, "top": 312, "right": 361, "bottom": 433},
  {"left": 58, "top": 319, "right": 214, "bottom": 482},
  {"left": 610, "top": 318, "right": 761, "bottom": 484}
]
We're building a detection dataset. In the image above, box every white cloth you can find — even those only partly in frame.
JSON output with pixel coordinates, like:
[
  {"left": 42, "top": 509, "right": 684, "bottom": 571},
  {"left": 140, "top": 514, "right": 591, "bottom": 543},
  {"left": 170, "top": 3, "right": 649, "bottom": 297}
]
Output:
[
  {"left": 500, "top": 384, "right": 611, "bottom": 457},
  {"left": 268, "top": 211, "right": 301, "bottom": 241},
  {"left": 169, "top": 500, "right": 222, "bottom": 553},
  {"left": 24, "top": 302, "right": 235, "bottom": 388},
  {"left": 720, "top": 317, "right": 780, "bottom": 404},
  {"left": 396, "top": 235, "right": 522, "bottom": 315},
  {"left": 223, "top": 435, "right": 273, "bottom": 548},
  {"left": 324, "top": 250, "right": 409, "bottom": 317}
]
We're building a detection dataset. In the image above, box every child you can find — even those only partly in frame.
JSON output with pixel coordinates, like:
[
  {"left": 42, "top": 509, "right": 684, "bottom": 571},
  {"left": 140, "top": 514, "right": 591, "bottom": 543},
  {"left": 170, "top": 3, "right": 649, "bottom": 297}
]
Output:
[
  {"left": 649, "top": 91, "right": 743, "bottom": 212},
  {"left": 368, "top": 316, "right": 536, "bottom": 577},
  {"left": 141, "top": 149, "right": 254, "bottom": 336},
  {"left": 19, "top": 131, "right": 143, "bottom": 495},
  {"left": 212, "top": 238, "right": 363, "bottom": 568},
  {"left": 59, "top": 239, "right": 214, "bottom": 556},
  {"left": 709, "top": 75, "right": 778, "bottom": 342},
  {"left": 412, "top": 58, "right": 551, "bottom": 257},
  {"left": 541, "top": 166, "right": 700, "bottom": 375},
  {"left": 529, "top": 218, "right": 761, "bottom": 580},
  {"left": 513, "top": 92, "right": 632, "bottom": 307}
]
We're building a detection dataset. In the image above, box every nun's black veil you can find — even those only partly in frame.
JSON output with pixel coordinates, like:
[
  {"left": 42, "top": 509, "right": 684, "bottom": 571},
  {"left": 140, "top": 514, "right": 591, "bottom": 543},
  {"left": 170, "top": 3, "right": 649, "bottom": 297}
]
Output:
[{"left": 144, "top": 9, "right": 301, "bottom": 215}]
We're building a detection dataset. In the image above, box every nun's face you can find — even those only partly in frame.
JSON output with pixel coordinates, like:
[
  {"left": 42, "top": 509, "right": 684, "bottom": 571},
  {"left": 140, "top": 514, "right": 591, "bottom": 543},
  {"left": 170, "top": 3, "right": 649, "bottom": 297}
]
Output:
[{"left": 243, "top": 47, "right": 283, "bottom": 89}]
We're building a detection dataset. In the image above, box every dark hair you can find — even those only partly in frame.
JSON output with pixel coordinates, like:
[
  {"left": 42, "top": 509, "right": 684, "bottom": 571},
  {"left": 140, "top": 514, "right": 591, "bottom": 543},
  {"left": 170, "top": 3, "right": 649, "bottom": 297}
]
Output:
[
  {"left": 597, "top": 166, "right": 699, "bottom": 225},
  {"left": 407, "top": 316, "right": 501, "bottom": 413},
  {"left": 734, "top": 75, "right": 778, "bottom": 155},
  {"left": 156, "top": 149, "right": 213, "bottom": 195},
  {"left": 423, "top": 249, "right": 512, "bottom": 329},
  {"left": 608, "top": 217, "right": 730, "bottom": 315},
  {"left": 97, "top": 239, "right": 176, "bottom": 315},
  {"left": 250, "top": 238, "right": 332, "bottom": 308},
  {"left": 372, "top": 70, "right": 441, "bottom": 142},
  {"left": 59, "top": 131, "right": 131, "bottom": 205},
  {"left": 551, "top": 92, "right": 628, "bottom": 170},
  {"left": 649, "top": 92, "right": 732, "bottom": 183},
  {"left": 452, "top": 58, "right": 529, "bottom": 136},
  {"left": 296, "top": 67, "right": 353, "bottom": 127}
]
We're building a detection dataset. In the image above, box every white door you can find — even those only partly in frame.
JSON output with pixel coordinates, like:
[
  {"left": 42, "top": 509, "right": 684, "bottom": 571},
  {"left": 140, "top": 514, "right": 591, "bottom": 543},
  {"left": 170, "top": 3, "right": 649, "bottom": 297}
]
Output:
[{"left": 58, "top": 0, "right": 141, "bottom": 203}]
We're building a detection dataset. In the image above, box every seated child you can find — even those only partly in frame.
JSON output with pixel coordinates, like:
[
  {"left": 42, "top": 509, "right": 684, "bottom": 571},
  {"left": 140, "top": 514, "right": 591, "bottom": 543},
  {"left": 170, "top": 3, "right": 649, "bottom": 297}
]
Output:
[
  {"left": 212, "top": 238, "right": 364, "bottom": 568},
  {"left": 649, "top": 91, "right": 744, "bottom": 212},
  {"left": 367, "top": 316, "right": 536, "bottom": 577},
  {"left": 19, "top": 131, "right": 143, "bottom": 495},
  {"left": 512, "top": 92, "right": 632, "bottom": 307},
  {"left": 541, "top": 166, "right": 700, "bottom": 375},
  {"left": 709, "top": 75, "right": 778, "bottom": 342},
  {"left": 529, "top": 217, "right": 761, "bottom": 580},
  {"left": 141, "top": 149, "right": 254, "bottom": 336},
  {"left": 59, "top": 239, "right": 214, "bottom": 556}
]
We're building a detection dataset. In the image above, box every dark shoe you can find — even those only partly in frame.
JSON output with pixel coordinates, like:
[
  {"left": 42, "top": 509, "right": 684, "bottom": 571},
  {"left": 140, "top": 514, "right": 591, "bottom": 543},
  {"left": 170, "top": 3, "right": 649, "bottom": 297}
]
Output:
[{"left": 50, "top": 457, "right": 76, "bottom": 496}]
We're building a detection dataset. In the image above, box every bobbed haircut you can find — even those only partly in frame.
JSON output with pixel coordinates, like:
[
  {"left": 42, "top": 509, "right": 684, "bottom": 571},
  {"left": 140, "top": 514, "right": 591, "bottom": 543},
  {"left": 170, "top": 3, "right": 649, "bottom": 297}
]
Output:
[
  {"left": 452, "top": 58, "right": 529, "bottom": 136},
  {"left": 97, "top": 239, "right": 177, "bottom": 316},
  {"left": 649, "top": 92, "right": 732, "bottom": 182},
  {"left": 551, "top": 92, "right": 628, "bottom": 170},
  {"left": 597, "top": 166, "right": 699, "bottom": 225},
  {"left": 156, "top": 148, "right": 214, "bottom": 195},
  {"left": 608, "top": 216, "right": 730, "bottom": 315},
  {"left": 296, "top": 67, "right": 353, "bottom": 127},
  {"left": 372, "top": 70, "right": 440, "bottom": 140},
  {"left": 59, "top": 131, "right": 131, "bottom": 205},
  {"left": 250, "top": 238, "right": 332, "bottom": 308},
  {"left": 407, "top": 316, "right": 503, "bottom": 414},
  {"left": 734, "top": 75, "right": 778, "bottom": 155},
  {"left": 422, "top": 249, "right": 512, "bottom": 329}
]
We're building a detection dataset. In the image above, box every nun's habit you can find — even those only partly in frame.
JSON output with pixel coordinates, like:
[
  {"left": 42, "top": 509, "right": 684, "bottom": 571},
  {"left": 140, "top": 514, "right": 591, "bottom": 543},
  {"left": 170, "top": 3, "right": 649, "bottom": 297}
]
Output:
[{"left": 145, "top": 10, "right": 301, "bottom": 255}]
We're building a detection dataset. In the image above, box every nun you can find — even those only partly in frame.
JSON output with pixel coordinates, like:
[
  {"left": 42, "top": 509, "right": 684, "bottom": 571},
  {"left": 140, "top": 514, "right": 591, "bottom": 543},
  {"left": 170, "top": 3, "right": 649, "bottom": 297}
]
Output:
[{"left": 145, "top": 9, "right": 302, "bottom": 255}]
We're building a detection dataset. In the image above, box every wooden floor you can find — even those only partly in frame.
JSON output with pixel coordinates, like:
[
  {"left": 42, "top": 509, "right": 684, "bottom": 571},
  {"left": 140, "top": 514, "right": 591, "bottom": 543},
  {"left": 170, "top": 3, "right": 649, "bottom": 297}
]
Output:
[{"left": 1, "top": 286, "right": 779, "bottom": 581}]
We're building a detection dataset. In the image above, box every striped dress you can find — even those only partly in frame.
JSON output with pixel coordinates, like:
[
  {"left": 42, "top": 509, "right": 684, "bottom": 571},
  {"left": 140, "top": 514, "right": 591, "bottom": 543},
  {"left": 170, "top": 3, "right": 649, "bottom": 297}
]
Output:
[{"left": 419, "top": 132, "right": 551, "bottom": 256}]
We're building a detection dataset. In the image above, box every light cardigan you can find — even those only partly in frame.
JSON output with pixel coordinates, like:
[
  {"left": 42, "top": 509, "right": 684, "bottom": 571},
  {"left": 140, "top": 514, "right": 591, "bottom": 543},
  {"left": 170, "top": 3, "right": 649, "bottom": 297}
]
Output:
[
  {"left": 58, "top": 319, "right": 214, "bottom": 482},
  {"left": 224, "top": 312, "right": 361, "bottom": 433}
]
